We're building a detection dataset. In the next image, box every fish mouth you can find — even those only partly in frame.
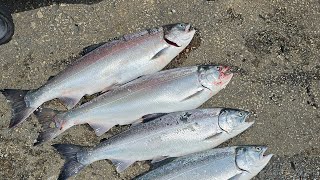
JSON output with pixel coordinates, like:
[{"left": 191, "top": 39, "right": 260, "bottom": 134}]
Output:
[
  {"left": 260, "top": 146, "right": 269, "bottom": 158},
  {"left": 164, "top": 23, "right": 195, "bottom": 47},
  {"left": 218, "top": 109, "right": 253, "bottom": 133},
  {"left": 184, "top": 24, "right": 196, "bottom": 39},
  {"left": 241, "top": 111, "right": 253, "bottom": 127},
  {"left": 164, "top": 37, "right": 181, "bottom": 47},
  {"left": 235, "top": 117, "right": 254, "bottom": 132},
  {"left": 230, "top": 110, "right": 253, "bottom": 132},
  {"left": 185, "top": 24, "right": 191, "bottom": 32},
  {"left": 220, "top": 66, "right": 230, "bottom": 74},
  {"left": 259, "top": 147, "right": 273, "bottom": 166},
  {"left": 185, "top": 24, "right": 195, "bottom": 33},
  {"left": 218, "top": 66, "right": 234, "bottom": 86},
  {"left": 243, "top": 111, "right": 251, "bottom": 120}
]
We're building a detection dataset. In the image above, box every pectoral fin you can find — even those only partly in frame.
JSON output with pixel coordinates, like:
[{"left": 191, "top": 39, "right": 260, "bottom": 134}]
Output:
[
  {"left": 60, "top": 95, "right": 82, "bottom": 110},
  {"left": 204, "top": 132, "right": 223, "bottom": 141},
  {"left": 131, "top": 119, "right": 143, "bottom": 127},
  {"left": 88, "top": 121, "right": 113, "bottom": 136},
  {"left": 151, "top": 47, "right": 169, "bottom": 60},
  {"left": 151, "top": 156, "right": 169, "bottom": 164},
  {"left": 229, "top": 173, "right": 244, "bottom": 180},
  {"left": 181, "top": 88, "right": 205, "bottom": 102},
  {"left": 110, "top": 159, "right": 135, "bottom": 173}
]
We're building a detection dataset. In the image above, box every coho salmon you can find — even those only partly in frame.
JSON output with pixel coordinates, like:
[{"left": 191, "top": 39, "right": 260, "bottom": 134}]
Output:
[
  {"left": 52, "top": 108, "right": 252, "bottom": 180},
  {"left": 136, "top": 146, "right": 273, "bottom": 180},
  {"left": 34, "top": 65, "right": 233, "bottom": 144},
  {"left": 1, "top": 23, "right": 195, "bottom": 128}
]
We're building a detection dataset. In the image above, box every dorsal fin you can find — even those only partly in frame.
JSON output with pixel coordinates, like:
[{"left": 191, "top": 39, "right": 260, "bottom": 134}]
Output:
[
  {"left": 80, "top": 42, "right": 106, "bottom": 56},
  {"left": 47, "top": 76, "right": 55, "bottom": 81}
]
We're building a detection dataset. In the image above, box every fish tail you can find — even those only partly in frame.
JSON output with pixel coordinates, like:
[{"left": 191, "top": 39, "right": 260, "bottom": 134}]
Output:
[
  {"left": 52, "top": 144, "right": 87, "bottom": 180},
  {"left": 34, "top": 108, "right": 64, "bottom": 145},
  {"left": 0, "top": 89, "right": 36, "bottom": 128}
]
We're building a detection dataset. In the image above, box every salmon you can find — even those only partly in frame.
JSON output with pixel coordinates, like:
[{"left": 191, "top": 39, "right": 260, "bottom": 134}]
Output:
[
  {"left": 1, "top": 23, "right": 196, "bottom": 128},
  {"left": 34, "top": 65, "right": 233, "bottom": 145},
  {"left": 52, "top": 108, "right": 252, "bottom": 180},
  {"left": 136, "top": 146, "right": 273, "bottom": 180}
]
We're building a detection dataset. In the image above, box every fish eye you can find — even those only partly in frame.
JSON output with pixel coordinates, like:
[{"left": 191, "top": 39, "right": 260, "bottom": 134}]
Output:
[
  {"left": 215, "top": 66, "right": 221, "bottom": 71},
  {"left": 255, "top": 147, "right": 262, "bottom": 151},
  {"left": 239, "top": 112, "right": 243, "bottom": 117},
  {"left": 176, "top": 24, "right": 184, "bottom": 29}
]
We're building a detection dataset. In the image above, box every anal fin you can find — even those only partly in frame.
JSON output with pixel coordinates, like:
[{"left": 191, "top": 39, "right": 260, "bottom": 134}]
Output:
[
  {"left": 110, "top": 159, "right": 135, "bottom": 173},
  {"left": 88, "top": 121, "right": 113, "bottom": 136},
  {"left": 60, "top": 95, "right": 82, "bottom": 110}
]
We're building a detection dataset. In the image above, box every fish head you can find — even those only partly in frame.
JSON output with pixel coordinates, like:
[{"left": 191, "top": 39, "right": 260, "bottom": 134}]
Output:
[
  {"left": 218, "top": 108, "right": 253, "bottom": 133},
  {"left": 198, "top": 65, "right": 233, "bottom": 92},
  {"left": 164, "top": 23, "right": 196, "bottom": 48},
  {"left": 235, "top": 146, "right": 273, "bottom": 176}
]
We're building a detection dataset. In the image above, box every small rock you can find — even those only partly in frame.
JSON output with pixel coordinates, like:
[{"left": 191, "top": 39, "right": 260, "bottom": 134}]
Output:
[
  {"left": 37, "top": 11, "right": 44, "bottom": 18},
  {"left": 30, "top": 22, "right": 36, "bottom": 29},
  {"left": 52, "top": 3, "right": 60, "bottom": 11}
]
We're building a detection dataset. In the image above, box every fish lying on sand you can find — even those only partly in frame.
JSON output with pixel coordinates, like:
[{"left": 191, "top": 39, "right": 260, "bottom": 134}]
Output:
[
  {"left": 136, "top": 146, "right": 273, "bottom": 180},
  {"left": 34, "top": 65, "right": 233, "bottom": 145},
  {"left": 52, "top": 108, "right": 252, "bottom": 180},
  {"left": 0, "top": 23, "right": 195, "bottom": 128}
]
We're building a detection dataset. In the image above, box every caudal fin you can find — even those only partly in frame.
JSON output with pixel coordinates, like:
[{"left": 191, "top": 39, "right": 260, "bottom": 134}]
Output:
[
  {"left": 34, "top": 108, "right": 63, "bottom": 145},
  {"left": 52, "top": 144, "right": 87, "bottom": 180},
  {"left": 0, "top": 89, "right": 36, "bottom": 128}
]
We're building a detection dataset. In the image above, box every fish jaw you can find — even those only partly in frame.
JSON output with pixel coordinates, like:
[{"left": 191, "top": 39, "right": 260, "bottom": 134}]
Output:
[
  {"left": 177, "top": 28, "right": 196, "bottom": 49},
  {"left": 211, "top": 121, "right": 253, "bottom": 148},
  {"left": 257, "top": 147, "right": 273, "bottom": 169},
  {"left": 209, "top": 66, "right": 233, "bottom": 92},
  {"left": 259, "top": 154, "right": 273, "bottom": 167},
  {"left": 164, "top": 23, "right": 196, "bottom": 47},
  {"left": 235, "top": 146, "right": 273, "bottom": 180},
  {"left": 218, "top": 66, "right": 234, "bottom": 89},
  {"left": 198, "top": 65, "right": 234, "bottom": 94},
  {"left": 236, "top": 154, "right": 273, "bottom": 180},
  {"left": 231, "top": 121, "right": 254, "bottom": 135}
]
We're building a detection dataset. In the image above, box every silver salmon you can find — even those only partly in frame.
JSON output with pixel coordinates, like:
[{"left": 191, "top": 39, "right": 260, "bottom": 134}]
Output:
[
  {"left": 52, "top": 108, "right": 252, "bottom": 180},
  {"left": 1, "top": 23, "right": 196, "bottom": 128},
  {"left": 136, "top": 146, "right": 273, "bottom": 180},
  {"left": 34, "top": 65, "right": 233, "bottom": 144}
]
